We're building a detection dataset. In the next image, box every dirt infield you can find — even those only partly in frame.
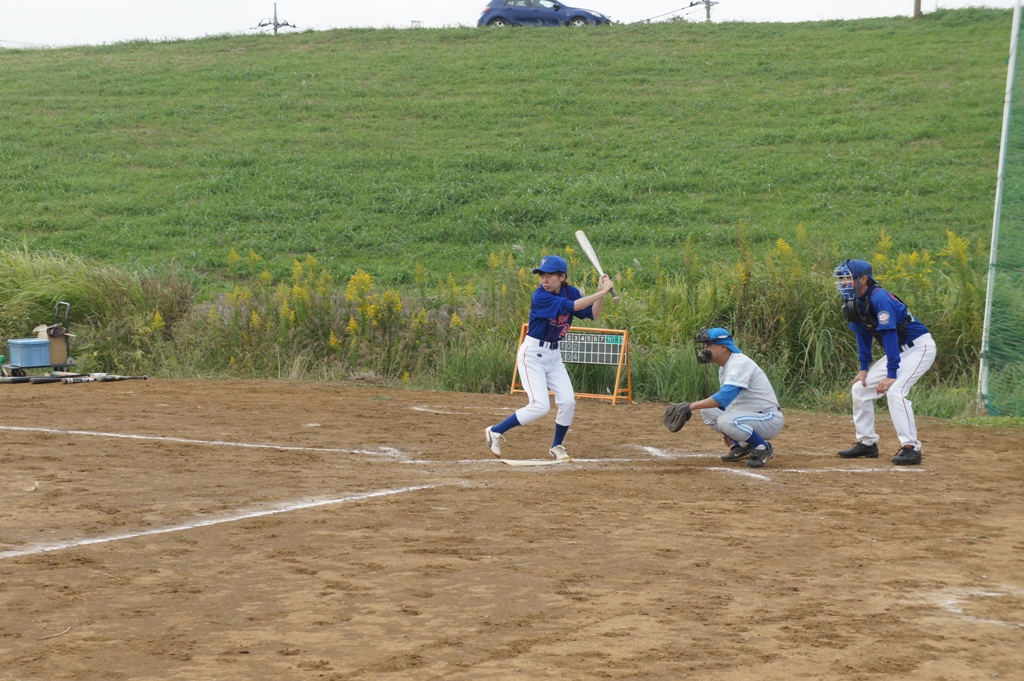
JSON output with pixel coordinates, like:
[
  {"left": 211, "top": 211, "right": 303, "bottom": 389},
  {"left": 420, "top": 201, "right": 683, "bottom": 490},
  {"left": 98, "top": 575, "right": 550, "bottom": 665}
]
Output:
[{"left": 1, "top": 380, "right": 1021, "bottom": 680}]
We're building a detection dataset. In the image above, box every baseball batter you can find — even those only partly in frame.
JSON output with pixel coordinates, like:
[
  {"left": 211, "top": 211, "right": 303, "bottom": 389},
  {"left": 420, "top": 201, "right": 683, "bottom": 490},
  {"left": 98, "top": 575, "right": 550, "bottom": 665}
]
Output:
[
  {"left": 833, "top": 259, "right": 935, "bottom": 465},
  {"left": 485, "top": 255, "right": 614, "bottom": 461}
]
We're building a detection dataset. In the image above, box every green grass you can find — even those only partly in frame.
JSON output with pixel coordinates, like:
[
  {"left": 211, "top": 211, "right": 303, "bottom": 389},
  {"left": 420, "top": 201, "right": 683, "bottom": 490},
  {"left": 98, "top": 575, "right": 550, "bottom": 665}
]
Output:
[
  {"left": 948, "top": 414, "right": 1024, "bottom": 428},
  {"left": 0, "top": 9, "right": 1012, "bottom": 287},
  {"left": 0, "top": 9, "right": 1019, "bottom": 418}
]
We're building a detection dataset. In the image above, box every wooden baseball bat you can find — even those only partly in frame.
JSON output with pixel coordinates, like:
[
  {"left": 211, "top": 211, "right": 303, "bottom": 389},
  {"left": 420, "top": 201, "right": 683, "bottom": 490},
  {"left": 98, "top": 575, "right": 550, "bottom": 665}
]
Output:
[{"left": 574, "top": 230, "right": 620, "bottom": 302}]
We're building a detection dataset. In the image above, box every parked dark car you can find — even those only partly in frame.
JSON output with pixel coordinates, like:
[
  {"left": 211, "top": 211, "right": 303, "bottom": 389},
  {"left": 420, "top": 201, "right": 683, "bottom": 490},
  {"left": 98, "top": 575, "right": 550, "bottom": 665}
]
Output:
[{"left": 477, "top": 0, "right": 611, "bottom": 27}]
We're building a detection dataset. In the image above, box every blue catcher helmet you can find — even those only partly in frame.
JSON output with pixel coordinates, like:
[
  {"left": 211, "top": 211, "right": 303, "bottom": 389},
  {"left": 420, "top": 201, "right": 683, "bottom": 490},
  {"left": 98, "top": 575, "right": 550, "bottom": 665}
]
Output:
[
  {"left": 833, "top": 259, "right": 874, "bottom": 300},
  {"left": 694, "top": 327, "right": 742, "bottom": 363}
]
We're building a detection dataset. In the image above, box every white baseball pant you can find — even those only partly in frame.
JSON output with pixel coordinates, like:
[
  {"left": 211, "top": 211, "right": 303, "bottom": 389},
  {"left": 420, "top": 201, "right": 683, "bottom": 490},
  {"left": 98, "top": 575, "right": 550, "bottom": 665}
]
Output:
[
  {"left": 701, "top": 408, "right": 784, "bottom": 444},
  {"left": 515, "top": 336, "right": 576, "bottom": 427},
  {"left": 851, "top": 333, "right": 936, "bottom": 450}
]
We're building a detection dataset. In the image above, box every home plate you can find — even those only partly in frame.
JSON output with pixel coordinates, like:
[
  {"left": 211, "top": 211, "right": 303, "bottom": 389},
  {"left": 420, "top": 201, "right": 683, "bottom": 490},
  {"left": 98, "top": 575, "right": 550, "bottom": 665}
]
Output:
[{"left": 500, "top": 458, "right": 570, "bottom": 467}]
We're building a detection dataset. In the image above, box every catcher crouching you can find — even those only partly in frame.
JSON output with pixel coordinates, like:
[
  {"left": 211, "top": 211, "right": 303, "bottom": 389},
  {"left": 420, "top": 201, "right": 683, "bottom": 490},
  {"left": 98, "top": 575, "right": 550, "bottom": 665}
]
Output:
[{"left": 664, "top": 327, "right": 784, "bottom": 468}]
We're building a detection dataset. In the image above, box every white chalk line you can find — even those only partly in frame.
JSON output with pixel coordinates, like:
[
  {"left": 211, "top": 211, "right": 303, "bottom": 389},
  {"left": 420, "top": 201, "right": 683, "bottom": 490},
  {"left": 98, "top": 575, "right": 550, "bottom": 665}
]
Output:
[
  {"left": 412, "top": 405, "right": 513, "bottom": 416},
  {"left": 429, "top": 458, "right": 649, "bottom": 466},
  {"left": 783, "top": 467, "right": 925, "bottom": 474},
  {"left": 631, "top": 445, "right": 717, "bottom": 459},
  {"left": 407, "top": 457, "right": 924, "bottom": 478},
  {"left": 0, "top": 485, "right": 437, "bottom": 561},
  {"left": 934, "top": 586, "right": 1024, "bottom": 629},
  {"left": 0, "top": 424, "right": 403, "bottom": 458},
  {"left": 0, "top": 425, "right": 928, "bottom": 476},
  {"left": 706, "top": 466, "right": 772, "bottom": 481}
]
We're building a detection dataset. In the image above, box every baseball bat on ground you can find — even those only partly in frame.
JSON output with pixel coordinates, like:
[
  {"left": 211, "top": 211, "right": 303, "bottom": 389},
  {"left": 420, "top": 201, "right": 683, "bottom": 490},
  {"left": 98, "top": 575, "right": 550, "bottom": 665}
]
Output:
[
  {"left": 29, "top": 376, "right": 64, "bottom": 384},
  {"left": 574, "top": 230, "right": 620, "bottom": 302},
  {"left": 3, "top": 373, "right": 148, "bottom": 385},
  {"left": 23, "top": 374, "right": 148, "bottom": 385},
  {"left": 60, "top": 375, "right": 148, "bottom": 383},
  {"left": 48, "top": 372, "right": 147, "bottom": 383}
]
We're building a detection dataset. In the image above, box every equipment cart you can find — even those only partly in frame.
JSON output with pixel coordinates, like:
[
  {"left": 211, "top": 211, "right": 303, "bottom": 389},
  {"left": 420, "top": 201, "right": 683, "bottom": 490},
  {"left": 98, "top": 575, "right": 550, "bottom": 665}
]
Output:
[{"left": 2, "top": 302, "right": 75, "bottom": 377}]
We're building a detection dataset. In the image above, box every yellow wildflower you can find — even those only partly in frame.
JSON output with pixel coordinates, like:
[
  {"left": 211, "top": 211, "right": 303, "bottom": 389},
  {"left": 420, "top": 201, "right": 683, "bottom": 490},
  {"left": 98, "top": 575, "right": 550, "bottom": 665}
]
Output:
[
  {"left": 345, "top": 268, "right": 373, "bottom": 303},
  {"left": 245, "top": 249, "right": 263, "bottom": 270}
]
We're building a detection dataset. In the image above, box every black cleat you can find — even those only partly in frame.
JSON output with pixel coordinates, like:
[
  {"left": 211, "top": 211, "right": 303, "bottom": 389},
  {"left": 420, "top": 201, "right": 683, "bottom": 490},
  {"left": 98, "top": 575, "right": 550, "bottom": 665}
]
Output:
[
  {"left": 746, "top": 444, "right": 775, "bottom": 468},
  {"left": 721, "top": 444, "right": 752, "bottom": 462},
  {"left": 891, "top": 446, "right": 922, "bottom": 466},
  {"left": 838, "top": 442, "right": 879, "bottom": 459}
]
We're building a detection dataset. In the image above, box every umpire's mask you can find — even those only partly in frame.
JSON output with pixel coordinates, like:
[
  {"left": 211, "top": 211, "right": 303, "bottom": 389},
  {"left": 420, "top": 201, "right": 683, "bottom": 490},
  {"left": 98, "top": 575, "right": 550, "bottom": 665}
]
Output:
[{"left": 833, "top": 261, "right": 857, "bottom": 301}]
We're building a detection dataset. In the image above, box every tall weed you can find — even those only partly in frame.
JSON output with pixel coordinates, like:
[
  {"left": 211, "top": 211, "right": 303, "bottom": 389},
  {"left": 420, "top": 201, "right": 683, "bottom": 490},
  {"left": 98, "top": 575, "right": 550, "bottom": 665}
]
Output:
[
  {"left": 0, "top": 232, "right": 989, "bottom": 416},
  {"left": 0, "top": 248, "right": 192, "bottom": 374}
]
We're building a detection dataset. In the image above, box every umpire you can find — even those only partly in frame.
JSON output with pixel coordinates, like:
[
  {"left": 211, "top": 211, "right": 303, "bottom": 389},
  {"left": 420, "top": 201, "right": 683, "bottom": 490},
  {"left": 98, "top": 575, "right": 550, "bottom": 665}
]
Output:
[{"left": 833, "top": 259, "right": 936, "bottom": 465}]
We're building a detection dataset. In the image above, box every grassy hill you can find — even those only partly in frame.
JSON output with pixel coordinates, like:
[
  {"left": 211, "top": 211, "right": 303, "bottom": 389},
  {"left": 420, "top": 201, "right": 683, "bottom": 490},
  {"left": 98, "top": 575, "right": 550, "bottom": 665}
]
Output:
[{"left": 0, "top": 9, "right": 1012, "bottom": 286}]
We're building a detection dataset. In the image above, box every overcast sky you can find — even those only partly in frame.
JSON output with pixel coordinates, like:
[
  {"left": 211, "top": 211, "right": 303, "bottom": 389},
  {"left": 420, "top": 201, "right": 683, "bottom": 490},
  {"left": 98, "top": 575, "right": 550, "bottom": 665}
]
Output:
[{"left": 0, "top": 1, "right": 1017, "bottom": 49}]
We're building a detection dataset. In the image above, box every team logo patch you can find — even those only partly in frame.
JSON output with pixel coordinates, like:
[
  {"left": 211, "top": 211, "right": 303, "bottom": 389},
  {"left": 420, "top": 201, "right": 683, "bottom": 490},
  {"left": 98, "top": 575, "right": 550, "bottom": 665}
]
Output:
[
  {"left": 728, "top": 370, "right": 740, "bottom": 381},
  {"left": 878, "top": 311, "right": 891, "bottom": 324}
]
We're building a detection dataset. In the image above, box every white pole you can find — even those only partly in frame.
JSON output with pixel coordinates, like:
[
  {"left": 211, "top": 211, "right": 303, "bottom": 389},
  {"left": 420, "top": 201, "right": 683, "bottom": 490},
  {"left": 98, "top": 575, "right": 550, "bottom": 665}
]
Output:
[{"left": 979, "top": 0, "right": 1022, "bottom": 411}]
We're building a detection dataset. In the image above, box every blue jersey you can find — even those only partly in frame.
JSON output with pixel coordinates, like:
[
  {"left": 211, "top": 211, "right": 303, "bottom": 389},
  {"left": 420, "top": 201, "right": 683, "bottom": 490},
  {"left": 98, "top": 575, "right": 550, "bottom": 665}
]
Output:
[
  {"left": 849, "top": 286, "right": 929, "bottom": 377},
  {"left": 527, "top": 284, "right": 594, "bottom": 344}
]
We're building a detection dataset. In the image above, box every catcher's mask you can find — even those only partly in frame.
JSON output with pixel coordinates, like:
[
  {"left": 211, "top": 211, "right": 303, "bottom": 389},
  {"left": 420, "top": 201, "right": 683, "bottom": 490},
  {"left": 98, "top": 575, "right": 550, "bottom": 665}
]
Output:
[
  {"left": 694, "top": 327, "right": 741, "bottom": 363},
  {"left": 833, "top": 259, "right": 875, "bottom": 301},
  {"left": 694, "top": 328, "right": 714, "bottom": 364}
]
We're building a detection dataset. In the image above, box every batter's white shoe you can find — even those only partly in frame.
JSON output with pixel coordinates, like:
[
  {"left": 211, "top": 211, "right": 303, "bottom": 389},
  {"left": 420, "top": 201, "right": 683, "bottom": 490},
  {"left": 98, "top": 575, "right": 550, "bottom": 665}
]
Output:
[
  {"left": 549, "top": 445, "right": 571, "bottom": 461},
  {"left": 485, "top": 427, "right": 503, "bottom": 457}
]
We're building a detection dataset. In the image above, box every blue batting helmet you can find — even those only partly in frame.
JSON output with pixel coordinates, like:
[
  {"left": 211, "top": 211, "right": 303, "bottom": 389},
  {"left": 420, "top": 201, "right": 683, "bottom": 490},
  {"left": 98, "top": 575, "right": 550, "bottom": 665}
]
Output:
[{"left": 533, "top": 255, "right": 568, "bottom": 274}]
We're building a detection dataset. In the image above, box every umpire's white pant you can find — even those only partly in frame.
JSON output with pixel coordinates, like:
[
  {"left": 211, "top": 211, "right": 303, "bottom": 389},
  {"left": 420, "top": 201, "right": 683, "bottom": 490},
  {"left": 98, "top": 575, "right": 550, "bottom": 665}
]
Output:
[
  {"left": 514, "top": 337, "right": 576, "bottom": 427},
  {"left": 851, "top": 333, "right": 936, "bottom": 450},
  {"left": 701, "top": 407, "right": 784, "bottom": 445}
]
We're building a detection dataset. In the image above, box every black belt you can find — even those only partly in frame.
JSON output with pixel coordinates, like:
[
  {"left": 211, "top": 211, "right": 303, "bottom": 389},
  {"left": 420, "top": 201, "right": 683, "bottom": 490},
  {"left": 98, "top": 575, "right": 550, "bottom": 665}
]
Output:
[{"left": 538, "top": 340, "right": 559, "bottom": 349}]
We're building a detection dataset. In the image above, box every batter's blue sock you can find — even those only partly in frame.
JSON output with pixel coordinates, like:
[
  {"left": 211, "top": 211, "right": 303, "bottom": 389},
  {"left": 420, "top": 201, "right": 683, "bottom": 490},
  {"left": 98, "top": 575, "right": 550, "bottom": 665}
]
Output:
[
  {"left": 491, "top": 415, "right": 520, "bottom": 435},
  {"left": 552, "top": 423, "right": 569, "bottom": 448},
  {"left": 747, "top": 432, "right": 768, "bottom": 449}
]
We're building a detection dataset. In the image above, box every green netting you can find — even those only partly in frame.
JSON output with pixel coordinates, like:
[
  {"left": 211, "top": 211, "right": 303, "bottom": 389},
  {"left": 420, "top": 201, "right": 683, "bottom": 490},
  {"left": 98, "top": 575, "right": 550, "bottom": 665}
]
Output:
[{"left": 984, "top": 8, "right": 1024, "bottom": 416}]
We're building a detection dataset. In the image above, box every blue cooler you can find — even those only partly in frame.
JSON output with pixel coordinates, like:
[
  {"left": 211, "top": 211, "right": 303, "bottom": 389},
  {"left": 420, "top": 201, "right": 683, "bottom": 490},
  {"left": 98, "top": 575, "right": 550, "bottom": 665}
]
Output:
[{"left": 8, "top": 338, "right": 51, "bottom": 367}]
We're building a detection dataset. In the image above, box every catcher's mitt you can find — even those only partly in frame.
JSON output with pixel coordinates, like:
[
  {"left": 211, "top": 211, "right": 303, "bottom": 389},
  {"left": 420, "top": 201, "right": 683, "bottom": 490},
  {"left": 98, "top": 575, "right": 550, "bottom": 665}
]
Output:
[{"left": 663, "top": 402, "right": 693, "bottom": 432}]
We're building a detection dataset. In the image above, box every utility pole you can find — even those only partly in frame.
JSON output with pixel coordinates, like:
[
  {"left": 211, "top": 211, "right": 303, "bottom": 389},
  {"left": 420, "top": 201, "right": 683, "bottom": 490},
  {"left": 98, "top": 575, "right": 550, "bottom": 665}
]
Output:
[
  {"left": 914, "top": 0, "right": 922, "bottom": 18},
  {"left": 258, "top": 3, "right": 296, "bottom": 35},
  {"left": 704, "top": 0, "right": 718, "bottom": 22}
]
